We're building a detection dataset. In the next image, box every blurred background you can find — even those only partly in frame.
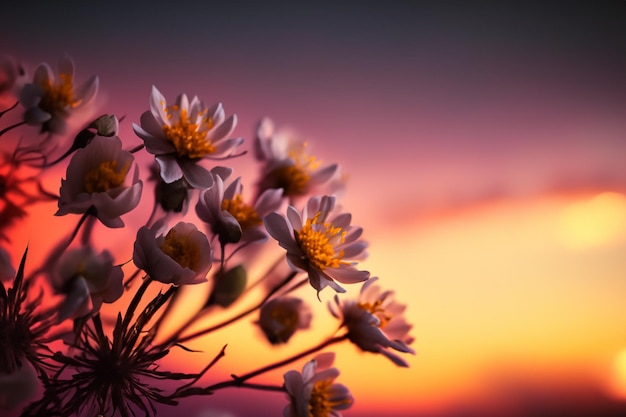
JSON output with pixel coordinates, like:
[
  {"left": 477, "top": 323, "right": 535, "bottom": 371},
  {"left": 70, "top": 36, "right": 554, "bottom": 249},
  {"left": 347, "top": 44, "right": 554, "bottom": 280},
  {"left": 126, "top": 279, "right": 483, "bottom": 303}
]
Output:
[{"left": 2, "top": 2, "right": 626, "bottom": 416}]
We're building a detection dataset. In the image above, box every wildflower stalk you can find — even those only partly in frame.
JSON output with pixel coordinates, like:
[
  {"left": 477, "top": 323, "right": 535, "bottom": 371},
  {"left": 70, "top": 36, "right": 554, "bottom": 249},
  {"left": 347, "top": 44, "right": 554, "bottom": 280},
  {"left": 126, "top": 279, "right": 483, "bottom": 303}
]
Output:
[
  {"left": 0, "top": 101, "right": 18, "bottom": 117},
  {"left": 165, "top": 270, "right": 298, "bottom": 347},
  {"left": 26, "top": 208, "right": 95, "bottom": 281},
  {"left": 120, "top": 275, "right": 152, "bottom": 338},
  {"left": 206, "top": 334, "right": 349, "bottom": 392},
  {"left": 0, "top": 120, "right": 26, "bottom": 136}
]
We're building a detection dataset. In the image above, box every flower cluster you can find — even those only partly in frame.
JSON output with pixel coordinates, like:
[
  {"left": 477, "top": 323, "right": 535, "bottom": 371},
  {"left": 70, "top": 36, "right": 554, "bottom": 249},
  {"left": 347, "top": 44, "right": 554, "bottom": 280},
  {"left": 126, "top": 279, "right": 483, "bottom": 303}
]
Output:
[{"left": 0, "top": 54, "right": 415, "bottom": 417}]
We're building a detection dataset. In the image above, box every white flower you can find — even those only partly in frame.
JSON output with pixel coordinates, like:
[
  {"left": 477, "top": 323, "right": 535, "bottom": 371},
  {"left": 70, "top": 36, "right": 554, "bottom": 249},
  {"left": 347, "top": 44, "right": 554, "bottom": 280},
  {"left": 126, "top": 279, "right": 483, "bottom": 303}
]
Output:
[
  {"left": 51, "top": 246, "right": 124, "bottom": 321},
  {"left": 133, "top": 221, "right": 212, "bottom": 285},
  {"left": 254, "top": 118, "right": 338, "bottom": 200},
  {"left": 257, "top": 297, "right": 312, "bottom": 344},
  {"left": 56, "top": 136, "right": 143, "bottom": 228},
  {"left": 329, "top": 277, "right": 415, "bottom": 367},
  {"left": 197, "top": 170, "right": 283, "bottom": 245},
  {"left": 283, "top": 352, "right": 353, "bottom": 417},
  {"left": 0, "top": 360, "right": 42, "bottom": 410},
  {"left": 264, "top": 195, "right": 369, "bottom": 294},
  {"left": 195, "top": 168, "right": 242, "bottom": 245},
  {"left": 19, "top": 54, "right": 98, "bottom": 134},
  {"left": 132, "top": 86, "right": 243, "bottom": 189}
]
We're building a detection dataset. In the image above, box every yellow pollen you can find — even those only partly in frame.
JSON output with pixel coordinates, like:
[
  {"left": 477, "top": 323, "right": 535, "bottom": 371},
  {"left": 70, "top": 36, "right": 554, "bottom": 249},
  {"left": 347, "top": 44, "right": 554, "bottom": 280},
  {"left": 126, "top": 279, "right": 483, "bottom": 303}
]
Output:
[
  {"left": 221, "top": 194, "right": 261, "bottom": 229},
  {"left": 308, "top": 380, "right": 352, "bottom": 417},
  {"left": 267, "top": 143, "right": 321, "bottom": 196},
  {"left": 160, "top": 229, "right": 200, "bottom": 270},
  {"left": 162, "top": 108, "right": 215, "bottom": 159},
  {"left": 295, "top": 212, "right": 346, "bottom": 269},
  {"left": 270, "top": 165, "right": 310, "bottom": 196},
  {"left": 40, "top": 73, "right": 80, "bottom": 113},
  {"left": 358, "top": 299, "right": 392, "bottom": 328},
  {"left": 83, "top": 160, "right": 129, "bottom": 194}
]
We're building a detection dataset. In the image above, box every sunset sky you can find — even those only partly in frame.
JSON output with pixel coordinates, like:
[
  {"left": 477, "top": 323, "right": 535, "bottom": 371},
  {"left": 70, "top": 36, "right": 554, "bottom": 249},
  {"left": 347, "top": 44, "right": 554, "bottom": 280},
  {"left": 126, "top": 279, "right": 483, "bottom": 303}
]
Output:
[{"left": 2, "top": 2, "right": 626, "bottom": 416}]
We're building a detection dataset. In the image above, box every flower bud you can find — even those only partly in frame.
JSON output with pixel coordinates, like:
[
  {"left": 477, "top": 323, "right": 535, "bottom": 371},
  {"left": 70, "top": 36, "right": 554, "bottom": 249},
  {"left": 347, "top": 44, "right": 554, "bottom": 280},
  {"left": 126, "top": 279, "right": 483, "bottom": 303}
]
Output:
[
  {"left": 215, "top": 212, "right": 242, "bottom": 246},
  {"left": 208, "top": 264, "right": 247, "bottom": 308},
  {"left": 90, "top": 114, "right": 119, "bottom": 137},
  {"left": 0, "top": 247, "right": 15, "bottom": 283}
]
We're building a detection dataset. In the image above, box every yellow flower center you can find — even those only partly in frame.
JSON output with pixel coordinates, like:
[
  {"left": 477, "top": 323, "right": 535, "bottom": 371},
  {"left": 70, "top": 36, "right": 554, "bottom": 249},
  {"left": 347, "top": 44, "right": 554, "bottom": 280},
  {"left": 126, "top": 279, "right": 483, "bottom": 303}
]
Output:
[
  {"left": 221, "top": 194, "right": 261, "bottom": 229},
  {"left": 269, "top": 165, "right": 310, "bottom": 196},
  {"left": 160, "top": 229, "right": 200, "bottom": 270},
  {"left": 162, "top": 106, "right": 215, "bottom": 159},
  {"left": 40, "top": 73, "right": 80, "bottom": 113},
  {"left": 266, "top": 143, "right": 320, "bottom": 196},
  {"left": 295, "top": 212, "right": 345, "bottom": 269},
  {"left": 358, "top": 299, "right": 391, "bottom": 328},
  {"left": 309, "top": 380, "right": 352, "bottom": 417},
  {"left": 83, "top": 160, "right": 129, "bottom": 194}
]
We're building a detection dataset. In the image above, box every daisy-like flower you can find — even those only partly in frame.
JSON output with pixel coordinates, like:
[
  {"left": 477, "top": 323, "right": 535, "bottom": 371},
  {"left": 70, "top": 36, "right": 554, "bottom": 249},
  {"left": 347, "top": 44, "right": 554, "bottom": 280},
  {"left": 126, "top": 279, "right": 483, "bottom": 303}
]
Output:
[
  {"left": 133, "top": 86, "right": 243, "bottom": 189},
  {"left": 133, "top": 221, "right": 212, "bottom": 286},
  {"left": 329, "top": 277, "right": 415, "bottom": 367},
  {"left": 197, "top": 170, "right": 283, "bottom": 245},
  {"left": 56, "top": 135, "right": 143, "bottom": 228},
  {"left": 264, "top": 195, "right": 369, "bottom": 294},
  {"left": 19, "top": 54, "right": 98, "bottom": 134},
  {"left": 254, "top": 118, "right": 338, "bottom": 200},
  {"left": 51, "top": 246, "right": 123, "bottom": 321},
  {"left": 283, "top": 352, "right": 353, "bottom": 417},
  {"left": 257, "top": 296, "right": 312, "bottom": 345}
]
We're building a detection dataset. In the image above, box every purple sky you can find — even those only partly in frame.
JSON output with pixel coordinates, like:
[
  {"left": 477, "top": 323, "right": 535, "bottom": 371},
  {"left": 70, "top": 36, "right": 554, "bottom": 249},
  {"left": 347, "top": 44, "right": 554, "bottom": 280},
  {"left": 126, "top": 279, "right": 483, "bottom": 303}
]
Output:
[{"left": 4, "top": 3, "right": 624, "bottom": 230}]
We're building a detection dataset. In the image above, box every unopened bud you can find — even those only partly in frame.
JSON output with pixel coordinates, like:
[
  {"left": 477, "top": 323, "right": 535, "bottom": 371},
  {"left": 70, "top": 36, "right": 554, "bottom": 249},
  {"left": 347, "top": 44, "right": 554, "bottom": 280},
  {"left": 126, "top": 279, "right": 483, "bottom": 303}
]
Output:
[
  {"left": 90, "top": 114, "right": 119, "bottom": 137},
  {"left": 208, "top": 264, "right": 247, "bottom": 308},
  {"left": 215, "top": 212, "right": 242, "bottom": 245}
]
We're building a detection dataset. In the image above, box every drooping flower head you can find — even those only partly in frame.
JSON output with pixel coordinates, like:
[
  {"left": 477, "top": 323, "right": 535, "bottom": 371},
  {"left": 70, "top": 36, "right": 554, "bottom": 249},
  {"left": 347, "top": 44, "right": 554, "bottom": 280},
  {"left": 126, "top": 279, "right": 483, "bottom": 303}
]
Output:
[
  {"left": 50, "top": 246, "right": 123, "bottom": 321},
  {"left": 265, "top": 195, "right": 369, "bottom": 294},
  {"left": 329, "top": 277, "right": 415, "bottom": 367},
  {"left": 257, "top": 296, "right": 312, "bottom": 345},
  {"left": 19, "top": 54, "right": 98, "bottom": 134},
  {"left": 56, "top": 135, "right": 143, "bottom": 228},
  {"left": 254, "top": 118, "right": 339, "bottom": 201},
  {"left": 197, "top": 169, "right": 283, "bottom": 246},
  {"left": 133, "top": 221, "right": 212, "bottom": 285},
  {"left": 283, "top": 352, "right": 353, "bottom": 417},
  {"left": 133, "top": 86, "right": 243, "bottom": 189}
]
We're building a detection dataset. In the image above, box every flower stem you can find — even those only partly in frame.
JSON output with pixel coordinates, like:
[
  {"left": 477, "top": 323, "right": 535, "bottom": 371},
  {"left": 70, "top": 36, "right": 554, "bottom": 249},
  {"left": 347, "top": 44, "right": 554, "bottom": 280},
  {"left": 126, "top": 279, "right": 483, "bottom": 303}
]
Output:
[
  {"left": 0, "top": 101, "right": 18, "bottom": 117},
  {"left": 26, "top": 209, "right": 94, "bottom": 281},
  {"left": 121, "top": 275, "right": 152, "bottom": 338},
  {"left": 0, "top": 120, "right": 26, "bottom": 136},
  {"left": 206, "top": 334, "right": 348, "bottom": 391},
  {"left": 171, "top": 270, "right": 298, "bottom": 346}
]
